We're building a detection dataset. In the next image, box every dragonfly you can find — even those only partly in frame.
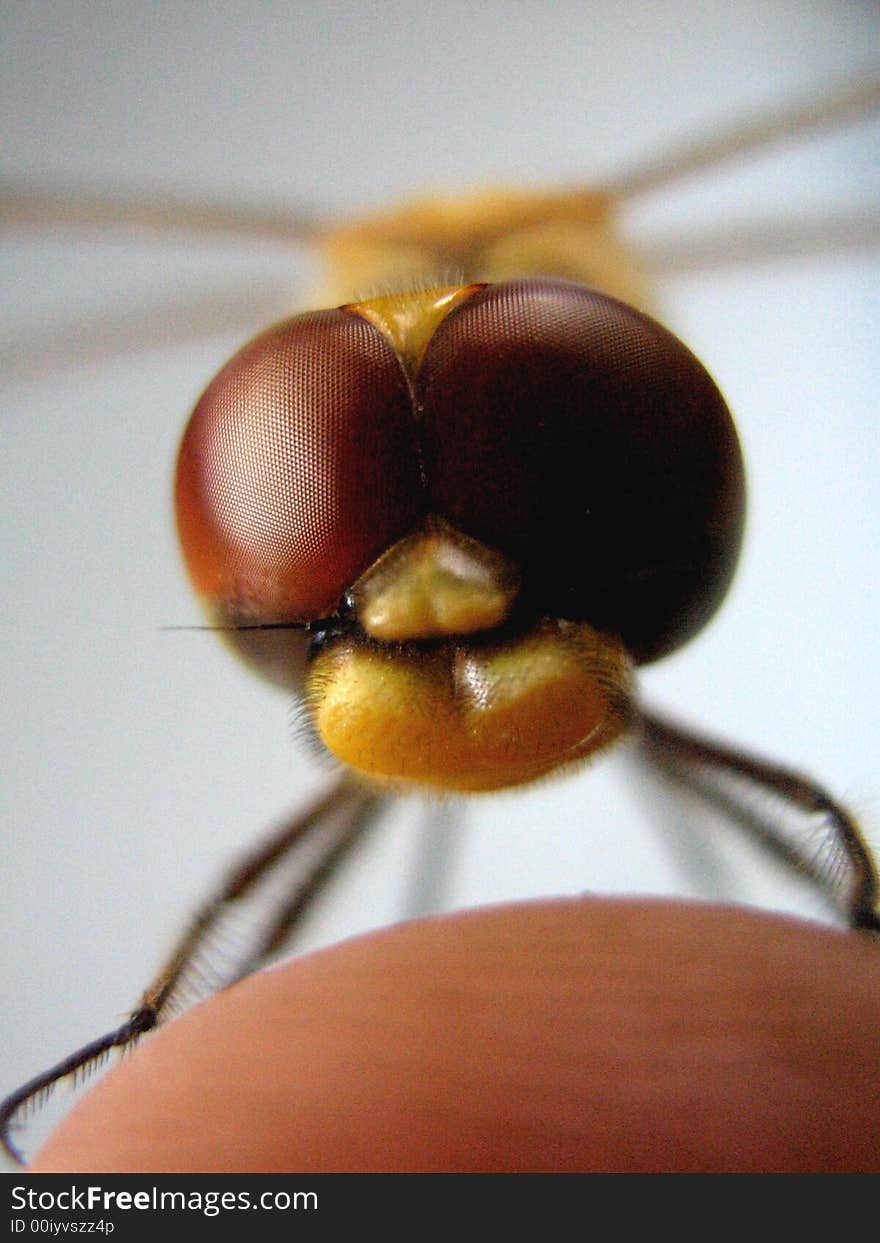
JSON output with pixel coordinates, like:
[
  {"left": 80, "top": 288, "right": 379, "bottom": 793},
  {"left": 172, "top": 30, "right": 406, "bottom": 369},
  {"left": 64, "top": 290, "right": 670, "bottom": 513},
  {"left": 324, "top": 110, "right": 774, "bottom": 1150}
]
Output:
[{"left": 2, "top": 77, "right": 878, "bottom": 1165}]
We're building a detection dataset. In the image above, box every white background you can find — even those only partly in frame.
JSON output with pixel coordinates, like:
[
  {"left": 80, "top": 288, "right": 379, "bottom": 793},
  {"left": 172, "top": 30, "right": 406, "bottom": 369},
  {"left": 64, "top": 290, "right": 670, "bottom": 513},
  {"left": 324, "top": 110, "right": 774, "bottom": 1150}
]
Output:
[{"left": 2, "top": 0, "right": 878, "bottom": 1163}]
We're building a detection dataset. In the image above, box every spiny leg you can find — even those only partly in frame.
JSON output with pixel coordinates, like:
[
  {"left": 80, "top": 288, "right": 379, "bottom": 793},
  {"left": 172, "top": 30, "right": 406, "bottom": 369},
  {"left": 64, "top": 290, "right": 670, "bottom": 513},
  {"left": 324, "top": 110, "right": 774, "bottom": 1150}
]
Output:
[
  {"left": 638, "top": 709, "right": 879, "bottom": 934},
  {"left": 203, "top": 787, "right": 388, "bottom": 976},
  {"left": 0, "top": 775, "right": 385, "bottom": 1164}
]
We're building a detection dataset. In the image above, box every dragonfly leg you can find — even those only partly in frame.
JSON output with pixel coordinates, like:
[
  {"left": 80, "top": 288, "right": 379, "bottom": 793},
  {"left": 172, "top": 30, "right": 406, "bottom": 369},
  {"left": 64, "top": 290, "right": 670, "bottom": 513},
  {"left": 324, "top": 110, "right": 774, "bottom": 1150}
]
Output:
[
  {"left": 638, "top": 709, "right": 879, "bottom": 934},
  {"left": 0, "top": 775, "right": 385, "bottom": 1164}
]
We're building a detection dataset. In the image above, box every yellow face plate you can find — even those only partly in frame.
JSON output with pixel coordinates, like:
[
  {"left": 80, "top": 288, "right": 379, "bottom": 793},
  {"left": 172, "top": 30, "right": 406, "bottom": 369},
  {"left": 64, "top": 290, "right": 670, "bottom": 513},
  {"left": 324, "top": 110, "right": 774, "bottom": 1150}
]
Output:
[{"left": 308, "top": 619, "right": 633, "bottom": 792}]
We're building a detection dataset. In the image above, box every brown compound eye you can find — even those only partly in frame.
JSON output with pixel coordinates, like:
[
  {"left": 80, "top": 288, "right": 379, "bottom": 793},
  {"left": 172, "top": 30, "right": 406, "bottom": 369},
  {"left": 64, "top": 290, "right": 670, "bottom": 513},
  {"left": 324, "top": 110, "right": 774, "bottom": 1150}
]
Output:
[
  {"left": 417, "top": 278, "right": 746, "bottom": 662},
  {"left": 175, "top": 308, "right": 422, "bottom": 623}
]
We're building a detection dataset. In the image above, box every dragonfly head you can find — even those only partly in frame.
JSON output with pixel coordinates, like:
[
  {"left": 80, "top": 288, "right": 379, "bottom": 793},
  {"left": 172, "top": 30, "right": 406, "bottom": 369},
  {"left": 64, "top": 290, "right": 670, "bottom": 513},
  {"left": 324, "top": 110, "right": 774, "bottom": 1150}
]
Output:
[{"left": 175, "top": 278, "right": 744, "bottom": 790}]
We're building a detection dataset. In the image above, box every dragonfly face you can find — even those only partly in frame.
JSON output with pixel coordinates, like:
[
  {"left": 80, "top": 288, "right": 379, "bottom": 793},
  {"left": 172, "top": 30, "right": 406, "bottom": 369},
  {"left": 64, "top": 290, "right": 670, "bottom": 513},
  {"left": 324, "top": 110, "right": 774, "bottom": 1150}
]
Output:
[{"left": 174, "top": 277, "right": 745, "bottom": 789}]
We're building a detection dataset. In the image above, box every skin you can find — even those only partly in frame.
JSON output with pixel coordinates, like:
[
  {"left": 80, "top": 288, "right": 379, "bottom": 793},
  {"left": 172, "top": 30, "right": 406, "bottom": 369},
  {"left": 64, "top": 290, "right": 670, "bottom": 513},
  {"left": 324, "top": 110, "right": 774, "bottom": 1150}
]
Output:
[{"left": 31, "top": 897, "right": 880, "bottom": 1174}]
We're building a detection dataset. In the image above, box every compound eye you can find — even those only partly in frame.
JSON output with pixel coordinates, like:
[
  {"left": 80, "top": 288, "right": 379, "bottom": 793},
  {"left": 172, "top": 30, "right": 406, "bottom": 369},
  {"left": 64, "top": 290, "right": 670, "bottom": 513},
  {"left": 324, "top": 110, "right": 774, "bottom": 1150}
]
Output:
[
  {"left": 417, "top": 279, "right": 745, "bottom": 662},
  {"left": 175, "top": 308, "right": 421, "bottom": 623}
]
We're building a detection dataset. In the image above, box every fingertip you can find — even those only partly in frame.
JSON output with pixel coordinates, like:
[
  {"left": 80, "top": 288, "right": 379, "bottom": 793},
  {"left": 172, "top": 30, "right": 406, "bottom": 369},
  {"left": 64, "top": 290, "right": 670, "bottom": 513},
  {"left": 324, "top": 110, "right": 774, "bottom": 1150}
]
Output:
[{"left": 32, "top": 898, "right": 880, "bottom": 1172}]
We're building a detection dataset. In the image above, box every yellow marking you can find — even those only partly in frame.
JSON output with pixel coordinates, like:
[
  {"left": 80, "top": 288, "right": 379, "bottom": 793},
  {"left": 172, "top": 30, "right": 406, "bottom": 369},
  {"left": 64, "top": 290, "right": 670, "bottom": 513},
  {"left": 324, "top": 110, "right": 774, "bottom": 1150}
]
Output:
[
  {"left": 348, "top": 285, "right": 479, "bottom": 374},
  {"left": 317, "top": 185, "right": 648, "bottom": 310},
  {"left": 352, "top": 520, "right": 520, "bottom": 642},
  {"left": 309, "top": 620, "right": 633, "bottom": 792}
]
